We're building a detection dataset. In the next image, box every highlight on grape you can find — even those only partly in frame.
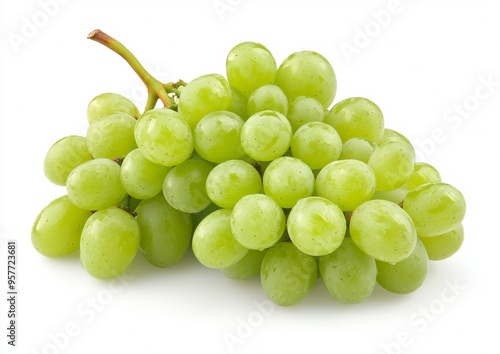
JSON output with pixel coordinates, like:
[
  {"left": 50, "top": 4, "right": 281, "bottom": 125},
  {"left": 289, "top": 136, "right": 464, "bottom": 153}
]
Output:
[{"left": 31, "top": 29, "right": 467, "bottom": 307}]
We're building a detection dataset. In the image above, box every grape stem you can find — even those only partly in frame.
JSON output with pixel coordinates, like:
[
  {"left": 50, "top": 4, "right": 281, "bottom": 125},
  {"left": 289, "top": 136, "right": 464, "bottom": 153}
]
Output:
[
  {"left": 344, "top": 211, "right": 352, "bottom": 226},
  {"left": 117, "top": 194, "right": 136, "bottom": 216},
  {"left": 88, "top": 29, "right": 182, "bottom": 112}
]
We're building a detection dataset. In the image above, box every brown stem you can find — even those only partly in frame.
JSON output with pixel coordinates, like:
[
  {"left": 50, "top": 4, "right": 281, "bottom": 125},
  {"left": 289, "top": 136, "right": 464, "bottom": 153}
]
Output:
[{"left": 87, "top": 29, "right": 172, "bottom": 112}]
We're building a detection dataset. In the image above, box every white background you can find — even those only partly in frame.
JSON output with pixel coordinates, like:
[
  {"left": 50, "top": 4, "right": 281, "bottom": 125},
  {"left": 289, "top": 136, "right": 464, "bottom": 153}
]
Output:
[{"left": 1, "top": 0, "right": 499, "bottom": 353}]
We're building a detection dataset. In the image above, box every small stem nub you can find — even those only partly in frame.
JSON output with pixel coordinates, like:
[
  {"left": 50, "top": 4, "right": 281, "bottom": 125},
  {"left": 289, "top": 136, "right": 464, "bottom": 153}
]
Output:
[
  {"left": 87, "top": 29, "right": 173, "bottom": 112},
  {"left": 344, "top": 211, "right": 353, "bottom": 227},
  {"left": 112, "top": 157, "right": 124, "bottom": 166},
  {"left": 117, "top": 194, "right": 135, "bottom": 216}
]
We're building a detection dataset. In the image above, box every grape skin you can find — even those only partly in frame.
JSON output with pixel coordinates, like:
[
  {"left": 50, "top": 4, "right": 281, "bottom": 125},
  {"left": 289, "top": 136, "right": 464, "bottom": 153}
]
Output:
[
  {"left": 205, "top": 159, "right": 262, "bottom": 209},
  {"left": 87, "top": 92, "right": 140, "bottom": 123},
  {"left": 178, "top": 74, "right": 232, "bottom": 129},
  {"left": 247, "top": 84, "right": 288, "bottom": 116},
  {"left": 319, "top": 238, "right": 377, "bottom": 304},
  {"left": 226, "top": 41, "right": 277, "bottom": 98},
  {"left": 134, "top": 108, "right": 194, "bottom": 167},
  {"left": 403, "top": 182, "right": 466, "bottom": 237},
  {"left": 43, "top": 135, "right": 93, "bottom": 186},
  {"left": 240, "top": 110, "right": 292, "bottom": 161},
  {"left": 32, "top": 195, "right": 92, "bottom": 257},
  {"left": 66, "top": 158, "right": 127, "bottom": 211},
  {"left": 192, "top": 209, "right": 248, "bottom": 269},
  {"left": 368, "top": 141, "right": 415, "bottom": 192},
  {"left": 261, "top": 242, "right": 317, "bottom": 306},
  {"left": 86, "top": 112, "right": 137, "bottom": 159},
  {"left": 316, "top": 159, "right": 376, "bottom": 212},
  {"left": 221, "top": 249, "right": 267, "bottom": 280},
  {"left": 275, "top": 51, "right": 337, "bottom": 109},
  {"left": 136, "top": 193, "right": 193, "bottom": 268},
  {"left": 263, "top": 156, "right": 315, "bottom": 209},
  {"left": 286, "top": 96, "right": 325, "bottom": 133},
  {"left": 325, "top": 97, "right": 384, "bottom": 144},
  {"left": 163, "top": 158, "right": 214, "bottom": 213},
  {"left": 120, "top": 148, "right": 171, "bottom": 200},
  {"left": 350, "top": 199, "right": 417, "bottom": 263},
  {"left": 230, "top": 194, "right": 286, "bottom": 251},
  {"left": 419, "top": 223, "right": 464, "bottom": 261},
  {"left": 194, "top": 110, "right": 246, "bottom": 163},
  {"left": 80, "top": 207, "right": 140, "bottom": 279},
  {"left": 287, "top": 196, "right": 346, "bottom": 257},
  {"left": 290, "top": 121, "right": 343, "bottom": 170},
  {"left": 376, "top": 238, "right": 429, "bottom": 294}
]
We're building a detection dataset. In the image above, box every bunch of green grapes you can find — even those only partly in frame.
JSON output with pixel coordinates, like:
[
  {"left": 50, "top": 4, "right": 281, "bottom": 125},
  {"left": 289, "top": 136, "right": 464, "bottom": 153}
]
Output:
[
  {"left": 32, "top": 31, "right": 466, "bottom": 307},
  {"left": 33, "top": 92, "right": 194, "bottom": 279}
]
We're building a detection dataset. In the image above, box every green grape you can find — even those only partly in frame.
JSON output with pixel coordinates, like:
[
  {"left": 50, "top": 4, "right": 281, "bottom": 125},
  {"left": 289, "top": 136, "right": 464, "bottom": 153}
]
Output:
[
  {"left": 87, "top": 92, "right": 140, "bottom": 123},
  {"left": 315, "top": 159, "right": 376, "bottom": 212},
  {"left": 247, "top": 84, "right": 288, "bottom": 116},
  {"left": 66, "top": 158, "right": 126, "bottom": 211},
  {"left": 286, "top": 96, "right": 325, "bottom": 132},
  {"left": 80, "top": 207, "right": 140, "bottom": 279},
  {"left": 287, "top": 196, "right": 346, "bottom": 256},
  {"left": 226, "top": 41, "right": 277, "bottom": 98},
  {"left": 178, "top": 74, "right": 232, "bottom": 129},
  {"left": 419, "top": 223, "right": 464, "bottom": 261},
  {"left": 319, "top": 237, "right": 377, "bottom": 304},
  {"left": 372, "top": 162, "right": 438, "bottom": 204},
  {"left": 220, "top": 249, "right": 267, "bottom": 280},
  {"left": 262, "top": 156, "right": 315, "bottom": 208},
  {"left": 368, "top": 141, "right": 415, "bottom": 191},
  {"left": 192, "top": 209, "right": 248, "bottom": 269},
  {"left": 43, "top": 135, "right": 93, "bottom": 186},
  {"left": 120, "top": 148, "right": 171, "bottom": 200},
  {"left": 275, "top": 51, "right": 336, "bottom": 109},
  {"left": 134, "top": 108, "right": 194, "bottom": 167},
  {"left": 205, "top": 160, "right": 262, "bottom": 209},
  {"left": 372, "top": 188, "right": 408, "bottom": 205},
  {"left": 135, "top": 193, "right": 192, "bottom": 267},
  {"left": 240, "top": 110, "right": 292, "bottom": 161},
  {"left": 350, "top": 199, "right": 417, "bottom": 263},
  {"left": 339, "top": 138, "right": 377, "bottom": 163},
  {"left": 260, "top": 241, "right": 317, "bottom": 306},
  {"left": 230, "top": 194, "right": 285, "bottom": 250},
  {"left": 228, "top": 87, "right": 249, "bottom": 120},
  {"left": 290, "top": 121, "right": 343, "bottom": 170},
  {"left": 376, "top": 238, "right": 429, "bottom": 294},
  {"left": 163, "top": 158, "right": 214, "bottom": 213},
  {"left": 86, "top": 112, "right": 137, "bottom": 159},
  {"left": 403, "top": 162, "right": 441, "bottom": 191},
  {"left": 325, "top": 97, "right": 385, "bottom": 144},
  {"left": 375, "top": 129, "right": 417, "bottom": 191},
  {"left": 403, "top": 182, "right": 466, "bottom": 237},
  {"left": 194, "top": 111, "right": 246, "bottom": 163},
  {"left": 31, "top": 195, "right": 92, "bottom": 257},
  {"left": 380, "top": 128, "right": 414, "bottom": 147}
]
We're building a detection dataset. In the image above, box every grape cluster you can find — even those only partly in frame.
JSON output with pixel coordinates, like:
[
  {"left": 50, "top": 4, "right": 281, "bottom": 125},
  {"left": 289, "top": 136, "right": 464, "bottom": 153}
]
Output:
[{"left": 32, "top": 31, "right": 466, "bottom": 306}]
